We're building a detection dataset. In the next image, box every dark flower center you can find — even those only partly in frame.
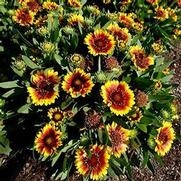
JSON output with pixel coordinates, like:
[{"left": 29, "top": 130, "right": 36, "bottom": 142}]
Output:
[
  {"left": 110, "top": 129, "right": 123, "bottom": 146},
  {"left": 53, "top": 112, "right": 63, "bottom": 122},
  {"left": 158, "top": 129, "right": 169, "bottom": 144},
  {"left": 111, "top": 92, "right": 123, "bottom": 102}
]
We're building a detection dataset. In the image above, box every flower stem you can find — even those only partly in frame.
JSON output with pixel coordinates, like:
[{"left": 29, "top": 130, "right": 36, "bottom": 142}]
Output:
[{"left": 98, "top": 56, "right": 101, "bottom": 72}]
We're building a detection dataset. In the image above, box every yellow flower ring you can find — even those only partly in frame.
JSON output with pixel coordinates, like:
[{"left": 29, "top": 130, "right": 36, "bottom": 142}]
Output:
[
  {"left": 84, "top": 29, "right": 116, "bottom": 56},
  {"left": 75, "top": 144, "right": 110, "bottom": 180},
  {"left": 27, "top": 69, "right": 60, "bottom": 106},
  {"left": 34, "top": 123, "right": 62, "bottom": 157},
  {"left": 101, "top": 80, "right": 135, "bottom": 116},
  {"left": 62, "top": 68, "right": 94, "bottom": 98}
]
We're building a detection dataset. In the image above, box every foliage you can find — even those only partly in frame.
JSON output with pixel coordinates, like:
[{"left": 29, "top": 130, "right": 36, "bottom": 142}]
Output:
[{"left": 0, "top": 0, "right": 180, "bottom": 180}]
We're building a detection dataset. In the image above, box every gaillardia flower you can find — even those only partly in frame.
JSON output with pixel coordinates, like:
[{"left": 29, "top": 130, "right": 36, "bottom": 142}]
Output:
[
  {"left": 68, "top": 0, "right": 81, "bottom": 8},
  {"left": 13, "top": 8, "right": 34, "bottom": 26},
  {"left": 48, "top": 107, "right": 65, "bottom": 124},
  {"left": 129, "top": 45, "right": 154, "bottom": 71},
  {"left": 84, "top": 29, "right": 116, "bottom": 56},
  {"left": 34, "top": 123, "right": 62, "bottom": 156},
  {"left": 75, "top": 145, "right": 110, "bottom": 180},
  {"left": 27, "top": 69, "right": 60, "bottom": 106},
  {"left": 107, "top": 122, "right": 130, "bottom": 157},
  {"left": 101, "top": 80, "right": 135, "bottom": 116},
  {"left": 155, "top": 6, "right": 169, "bottom": 21},
  {"left": 42, "top": 1, "right": 59, "bottom": 10},
  {"left": 22, "top": 0, "right": 41, "bottom": 13},
  {"left": 67, "top": 14, "right": 84, "bottom": 26},
  {"left": 127, "top": 107, "right": 143, "bottom": 123},
  {"left": 118, "top": 13, "right": 134, "bottom": 28},
  {"left": 155, "top": 121, "right": 175, "bottom": 156},
  {"left": 62, "top": 68, "right": 94, "bottom": 98},
  {"left": 146, "top": 0, "right": 158, "bottom": 5},
  {"left": 107, "top": 23, "right": 131, "bottom": 48}
]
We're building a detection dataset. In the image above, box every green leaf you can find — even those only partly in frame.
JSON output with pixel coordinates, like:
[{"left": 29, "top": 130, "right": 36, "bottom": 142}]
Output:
[
  {"left": 22, "top": 55, "right": 40, "bottom": 69},
  {"left": 0, "top": 81, "right": 20, "bottom": 89},
  {"left": 137, "top": 124, "right": 147, "bottom": 133},
  {"left": 2, "top": 89, "right": 15, "bottom": 98},
  {"left": 0, "top": 125, "right": 12, "bottom": 156},
  {"left": 54, "top": 54, "right": 63, "bottom": 65},
  {"left": 52, "top": 151, "right": 61, "bottom": 166},
  {"left": 17, "top": 104, "right": 31, "bottom": 114},
  {"left": 142, "top": 150, "right": 149, "bottom": 167}
]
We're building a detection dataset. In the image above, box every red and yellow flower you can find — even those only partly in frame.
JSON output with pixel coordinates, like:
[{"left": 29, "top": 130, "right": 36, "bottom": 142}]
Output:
[
  {"left": 68, "top": 0, "right": 81, "bottom": 8},
  {"left": 178, "top": 0, "right": 181, "bottom": 8},
  {"left": 107, "top": 122, "right": 130, "bottom": 157},
  {"left": 48, "top": 107, "right": 65, "bottom": 124},
  {"left": 118, "top": 13, "right": 134, "bottom": 28},
  {"left": 146, "top": 0, "right": 158, "bottom": 5},
  {"left": 62, "top": 68, "right": 94, "bottom": 98},
  {"left": 22, "top": 0, "right": 41, "bottom": 13},
  {"left": 75, "top": 144, "right": 110, "bottom": 180},
  {"left": 101, "top": 80, "right": 135, "bottom": 116},
  {"left": 42, "top": 1, "right": 59, "bottom": 10},
  {"left": 107, "top": 23, "right": 131, "bottom": 47},
  {"left": 129, "top": 45, "right": 154, "bottom": 71},
  {"left": 13, "top": 8, "right": 34, "bottom": 26},
  {"left": 155, "top": 6, "right": 169, "bottom": 21},
  {"left": 155, "top": 121, "right": 175, "bottom": 156},
  {"left": 127, "top": 107, "right": 143, "bottom": 123},
  {"left": 34, "top": 123, "right": 62, "bottom": 156},
  {"left": 67, "top": 14, "right": 84, "bottom": 26},
  {"left": 27, "top": 69, "right": 60, "bottom": 106},
  {"left": 84, "top": 29, "right": 116, "bottom": 56}
]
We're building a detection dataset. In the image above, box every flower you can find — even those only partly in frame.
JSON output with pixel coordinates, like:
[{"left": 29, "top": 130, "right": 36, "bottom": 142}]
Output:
[
  {"left": 162, "top": 68, "right": 170, "bottom": 75},
  {"left": 34, "top": 123, "right": 62, "bottom": 156},
  {"left": 127, "top": 107, "right": 143, "bottom": 123},
  {"left": 102, "top": 0, "right": 112, "bottom": 4},
  {"left": 48, "top": 107, "right": 65, "bottom": 124},
  {"left": 13, "top": 8, "right": 34, "bottom": 26},
  {"left": 70, "top": 54, "right": 84, "bottom": 64},
  {"left": 68, "top": 0, "right": 81, "bottom": 8},
  {"left": 135, "top": 90, "right": 149, "bottom": 107},
  {"left": 107, "top": 23, "right": 131, "bottom": 46},
  {"left": 155, "top": 121, "right": 175, "bottom": 156},
  {"left": 101, "top": 80, "right": 135, "bottom": 116},
  {"left": 84, "top": 110, "right": 101, "bottom": 128},
  {"left": 118, "top": 13, "right": 134, "bottom": 28},
  {"left": 84, "top": 29, "right": 116, "bottom": 56},
  {"left": 129, "top": 45, "right": 154, "bottom": 71},
  {"left": 42, "top": 42, "right": 55, "bottom": 52},
  {"left": 107, "top": 122, "right": 130, "bottom": 157},
  {"left": 67, "top": 14, "right": 84, "bottom": 26},
  {"left": 154, "top": 80, "right": 162, "bottom": 90},
  {"left": 152, "top": 42, "right": 164, "bottom": 53},
  {"left": 42, "top": 1, "right": 58, "bottom": 10},
  {"left": 22, "top": 0, "right": 41, "bottom": 13},
  {"left": 75, "top": 145, "right": 110, "bottom": 180},
  {"left": 34, "top": 15, "right": 47, "bottom": 27},
  {"left": 155, "top": 6, "right": 169, "bottom": 21},
  {"left": 62, "top": 68, "right": 94, "bottom": 98},
  {"left": 27, "top": 69, "right": 60, "bottom": 106},
  {"left": 129, "top": 45, "right": 145, "bottom": 61},
  {"left": 103, "top": 56, "right": 120, "bottom": 70},
  {"left": 146, "top": 0, "right": 158, "bottom": 5},
  {"left": 85, "top": 5, "right": 100, "bottom": 16},
  {"left": 178, "top": 0, "right": 181, "bottom": 8}
]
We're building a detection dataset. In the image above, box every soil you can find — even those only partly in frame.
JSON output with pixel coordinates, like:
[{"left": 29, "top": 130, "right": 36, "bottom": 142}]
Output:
[{"left": 0, "top": 42, "right": 181, "bottom": 181}]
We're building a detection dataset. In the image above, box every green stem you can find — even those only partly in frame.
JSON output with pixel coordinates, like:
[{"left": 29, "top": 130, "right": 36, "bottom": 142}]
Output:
[{"left": 98, "top": 56, "right": 101, "bottom": 72}]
